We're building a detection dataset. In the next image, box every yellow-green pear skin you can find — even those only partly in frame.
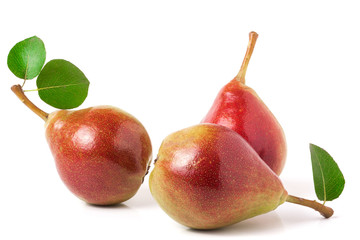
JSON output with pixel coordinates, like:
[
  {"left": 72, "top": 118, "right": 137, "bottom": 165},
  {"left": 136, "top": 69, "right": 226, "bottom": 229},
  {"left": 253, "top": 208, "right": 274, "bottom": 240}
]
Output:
[{"left": 149, "top": 124, "right": 287, "bottom": 229}]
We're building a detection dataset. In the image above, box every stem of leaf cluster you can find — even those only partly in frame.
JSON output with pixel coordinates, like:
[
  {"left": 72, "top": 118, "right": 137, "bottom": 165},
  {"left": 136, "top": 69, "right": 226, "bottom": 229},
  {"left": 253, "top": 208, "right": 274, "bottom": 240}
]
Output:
[
  {"left": 235, "top": 31, "right": 258, "bottom": 84},
  {"left": 11, "top": 84, "right": 49, "bottom": 121},
  {"left": 286, "top": 194, "right": 334, "bottom": 218}
]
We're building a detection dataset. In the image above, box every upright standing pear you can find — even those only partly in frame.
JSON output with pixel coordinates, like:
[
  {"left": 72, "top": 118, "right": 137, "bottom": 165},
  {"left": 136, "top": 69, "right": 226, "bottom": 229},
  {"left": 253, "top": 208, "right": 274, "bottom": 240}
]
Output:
[{"left": 202, "top": 32, "right": 286, "bottom": 175}]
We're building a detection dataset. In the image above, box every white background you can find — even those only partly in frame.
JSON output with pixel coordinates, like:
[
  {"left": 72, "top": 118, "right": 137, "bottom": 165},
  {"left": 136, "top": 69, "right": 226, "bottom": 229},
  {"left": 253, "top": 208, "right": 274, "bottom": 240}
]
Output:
[{"left": 0, "top": 1, "right": 359, "bottom": 239}]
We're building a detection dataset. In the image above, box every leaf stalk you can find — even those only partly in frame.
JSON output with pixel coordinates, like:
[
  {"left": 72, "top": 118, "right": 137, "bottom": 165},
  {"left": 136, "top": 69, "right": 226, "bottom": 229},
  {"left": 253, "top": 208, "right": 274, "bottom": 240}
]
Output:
[{"left": 11, "top": 84, "right": 49, "bottom": 121}]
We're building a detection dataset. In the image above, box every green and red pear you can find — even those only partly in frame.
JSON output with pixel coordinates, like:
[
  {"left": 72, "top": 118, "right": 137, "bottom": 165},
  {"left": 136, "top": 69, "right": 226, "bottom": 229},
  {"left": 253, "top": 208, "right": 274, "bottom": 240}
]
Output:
[
  {"left": 149, "top": 124, "right": 333, "bottom": 229},
  {"left": 202, "top": 32, "right": 286, "bottom": 175}
]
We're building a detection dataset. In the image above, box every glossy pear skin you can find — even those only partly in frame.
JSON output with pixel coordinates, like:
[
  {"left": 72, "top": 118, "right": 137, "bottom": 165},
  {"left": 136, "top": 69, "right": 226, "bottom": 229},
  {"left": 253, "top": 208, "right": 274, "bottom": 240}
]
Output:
[
  {"left": 45, "top": 106, "right": 152, "bottom": 205},
  {"left": 202, "top": 79, "right": 287, "bottom": 175},
  {"left": 149, "top": 124, "right": 287, "bottom": 229}
]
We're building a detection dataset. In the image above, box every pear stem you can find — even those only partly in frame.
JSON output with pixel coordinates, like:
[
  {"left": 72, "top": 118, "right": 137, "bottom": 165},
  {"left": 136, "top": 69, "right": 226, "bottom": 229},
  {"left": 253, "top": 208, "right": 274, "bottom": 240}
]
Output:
[
  {"left": 11, "top": 84, "right": 49, "bottom": 121},
  {"left": 235, "top": 31, "right": 259, "bottom": 84},
  {"left": 286, "top": 194, "right": 334, "bottom": 218}
]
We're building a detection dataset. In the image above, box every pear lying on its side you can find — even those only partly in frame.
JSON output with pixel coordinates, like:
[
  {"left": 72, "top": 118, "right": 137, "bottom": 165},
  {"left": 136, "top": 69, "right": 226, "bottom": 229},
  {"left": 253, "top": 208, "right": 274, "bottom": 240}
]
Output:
[{"left": 149, "top": 124, "right": 333, "bottom": 230}]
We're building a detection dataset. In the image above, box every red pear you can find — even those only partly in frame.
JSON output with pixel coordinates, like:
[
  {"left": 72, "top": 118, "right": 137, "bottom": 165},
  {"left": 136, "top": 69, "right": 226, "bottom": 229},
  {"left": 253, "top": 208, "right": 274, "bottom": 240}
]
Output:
[
  {"left": 12, "top": 85, "right": 152, "bottom": 205},
  {"left": 149, "top": 124, "right": 333, "bottom": 229},
  {"left": 202, "top": 32, "right": 286, "bottom": 175}
]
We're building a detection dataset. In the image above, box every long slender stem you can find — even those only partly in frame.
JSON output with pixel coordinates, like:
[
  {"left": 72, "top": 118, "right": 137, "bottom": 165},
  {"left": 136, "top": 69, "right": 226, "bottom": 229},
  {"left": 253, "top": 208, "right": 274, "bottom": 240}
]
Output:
[
  {"left": 235, "top": 31, "right": 258, "bottom": 84},
  {"left": 11, "top": 84, "right": 49, "bottom": 121},
  {"left": 286, "top": 194, "right": 334, "bottom": 218}
]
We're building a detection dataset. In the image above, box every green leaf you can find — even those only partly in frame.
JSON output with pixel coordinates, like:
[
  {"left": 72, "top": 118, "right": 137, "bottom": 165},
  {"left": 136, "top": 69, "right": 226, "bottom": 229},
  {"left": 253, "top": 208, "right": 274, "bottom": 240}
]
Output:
[
  {"left": 36, "top": 59, "right": 90, "bottom": 109},
  {"left": 310, "top": 143, "right": 345, "bottom": 202},
  {"left": 7, "top": 36, "right": 46, "bottom": 79}
]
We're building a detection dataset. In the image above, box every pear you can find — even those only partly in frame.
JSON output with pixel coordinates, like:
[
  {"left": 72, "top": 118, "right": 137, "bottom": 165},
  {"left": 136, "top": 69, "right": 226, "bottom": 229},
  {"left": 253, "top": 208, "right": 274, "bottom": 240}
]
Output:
[
  {"left": 149, "top": 124, "right": 333, "bottom": 230},
  {"left": 202, "top": 32, "right": 286, "bottom": 175},
  {"left": 12, "top": 85, "right": 152, "bottom": 205}
]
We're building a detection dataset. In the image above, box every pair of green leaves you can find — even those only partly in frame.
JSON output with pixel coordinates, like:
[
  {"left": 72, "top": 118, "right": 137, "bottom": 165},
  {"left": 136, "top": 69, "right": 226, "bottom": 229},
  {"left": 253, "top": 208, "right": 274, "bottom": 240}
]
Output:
[
  {"left": 310, "top": 143, "right": 345, "bottom": 203},
  {"left": 7, "top": 36, "right": 90, "bottom": 109}
]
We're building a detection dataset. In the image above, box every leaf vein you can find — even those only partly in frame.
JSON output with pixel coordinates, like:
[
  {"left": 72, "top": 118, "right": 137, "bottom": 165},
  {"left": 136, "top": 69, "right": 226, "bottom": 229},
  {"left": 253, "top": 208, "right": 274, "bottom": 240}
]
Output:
[
  {"left": 314, "top": 150, "right": 327, "bottom": 203},
  {"left": 25, "top": 82, "right": 89, "bottom": 92}
]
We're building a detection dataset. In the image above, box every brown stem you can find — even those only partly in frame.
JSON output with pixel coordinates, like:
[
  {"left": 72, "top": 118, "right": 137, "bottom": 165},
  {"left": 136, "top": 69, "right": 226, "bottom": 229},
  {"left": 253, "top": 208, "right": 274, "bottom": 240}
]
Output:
[
  {"left": 235, "top": 31, "right": 258, "bottom": 84},
  {"left": 11, "top": 84, "right": 49, "bottom": 121},
  {"left": 286, "top": 194, "right": 334, "bottom": 218}
]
